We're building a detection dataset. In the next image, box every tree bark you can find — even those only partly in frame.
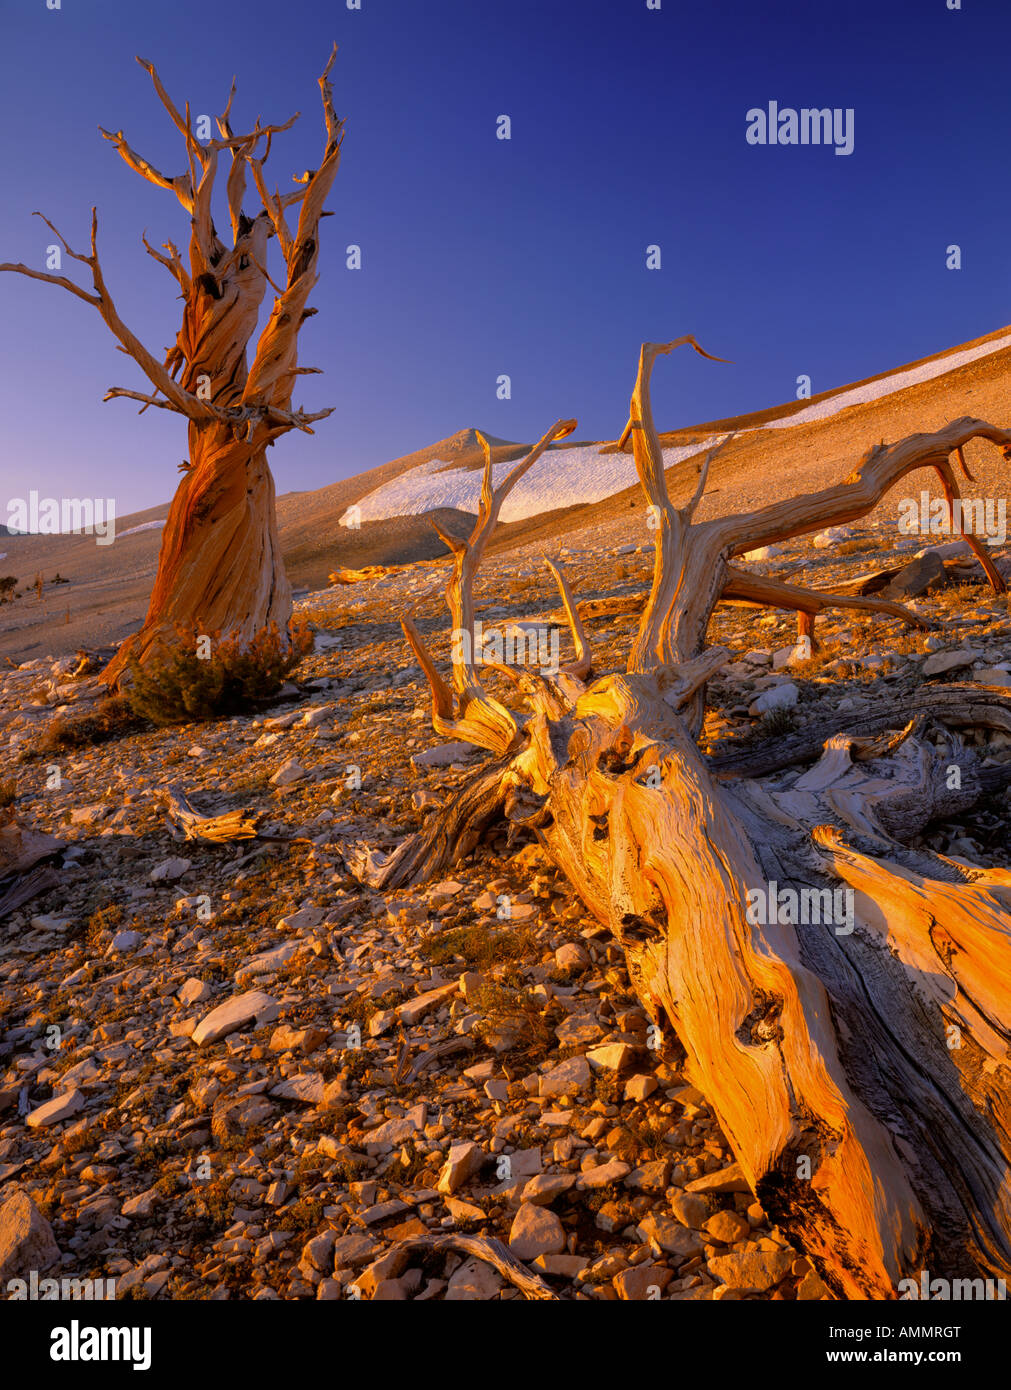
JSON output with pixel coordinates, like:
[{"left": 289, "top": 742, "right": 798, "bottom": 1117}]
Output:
[{"left": 102, "top": 428, "right": 290, "bottom": 682}]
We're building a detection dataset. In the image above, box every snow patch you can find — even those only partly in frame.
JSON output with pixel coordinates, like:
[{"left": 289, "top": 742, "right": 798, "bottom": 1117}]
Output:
[
  {"left": 340, "top": 334, "right": 1011, "bottom": 528},
  {"left": 117, "top": 519, "right": 167, "bottom": 539},
  {"left": 340, "top": 440, "right": 721, "bottom": 527},
  {"left": 765, "top": 333, "right": 1011, "bottom": 431}
]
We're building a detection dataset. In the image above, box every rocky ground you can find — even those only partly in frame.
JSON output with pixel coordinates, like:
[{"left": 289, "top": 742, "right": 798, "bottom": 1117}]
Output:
[{"left": 1, "top": 520, "right": 1010, "bottom": 1301}]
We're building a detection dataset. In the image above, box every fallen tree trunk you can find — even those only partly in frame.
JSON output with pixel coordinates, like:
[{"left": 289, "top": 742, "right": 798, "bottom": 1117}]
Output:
[{"left": 353, "top": 339, "right": 1011, "bottom": 1299}]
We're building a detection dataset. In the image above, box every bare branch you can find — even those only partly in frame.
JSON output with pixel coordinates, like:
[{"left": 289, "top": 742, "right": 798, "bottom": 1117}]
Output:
[
  {"left": 4, "top": 209, "right": 213, "bottom": 420},
  {"left": 99, "top": 125, "right": 194, "bottom": 213},
  {"left": 136, "top": 56, "right": 207, "bottom": 163},
  {"left": 954, "top": 443, "right": 975, "bottom": 483},
  {"left": 544, "top": 559, "right": 592, "bottom": 679},
  {"left": 141, "top": 231, "right": 190, "bottom": 293},
  {"left": 0, "top": 260, "right": 99, "bottom": 308},
  {"left": 932, "top": 455, "right": 1006, "bottom": 593},
  {"left": 720, "top": 565, "right": 932, "bottom": 639},
  {"left": 713, "top": 420, "right": 1011, "bottom": 571},
  {"left": 247, "top": 156, "right": 294, "bottom": 258},
  {"left": 406, "top": 418, "right": 577, "bottom": 755},
  {"left": 244, "top": 43, "right": 345, "bottom": 408},
  {"left": 627, "top": 338, "right": 731, "bottom": 675},
  {"left": 103, "top": 386, "right": 180, "bottom": 414},
  {"left": 214, "top": 79, "right": 299, "bottom": 245},
  {"left": 448, "top": 422, "right": 576, "bottom": 704}
]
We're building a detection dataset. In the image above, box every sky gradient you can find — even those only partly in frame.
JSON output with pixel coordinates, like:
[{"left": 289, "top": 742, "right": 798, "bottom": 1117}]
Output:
[{"left": 1, "top": 0, "right": 1008, "bottom": 516}]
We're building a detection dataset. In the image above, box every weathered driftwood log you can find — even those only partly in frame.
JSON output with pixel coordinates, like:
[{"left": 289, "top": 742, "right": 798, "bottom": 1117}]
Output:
[
  {"left": 0, "top": 818, "right": 66, "bottom": 921},
  {"left": 354, "top": 338, "right": 1011, "bottom": 1299},
  {"left": 369, "top": 1233, "right": 556, "bottom": 1300},
  {"left": 164, "top": 786, "right": 262, "bottom": 843},
  {"left": 329, "top": 566, "right": 394, "bottom": 586},
  {"left": 1, "top": 51, "right": 344, "bottom": 685}
]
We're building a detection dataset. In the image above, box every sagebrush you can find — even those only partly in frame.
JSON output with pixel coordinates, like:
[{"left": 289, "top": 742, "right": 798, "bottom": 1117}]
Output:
[{"left": 125, "top": 619, "right": 314, "bottom": 725}]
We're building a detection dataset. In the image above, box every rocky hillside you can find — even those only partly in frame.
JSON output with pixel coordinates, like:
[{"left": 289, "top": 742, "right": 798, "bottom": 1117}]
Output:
[{"left": 2, "top": 513, "right": 1009, "bottom": 1300}]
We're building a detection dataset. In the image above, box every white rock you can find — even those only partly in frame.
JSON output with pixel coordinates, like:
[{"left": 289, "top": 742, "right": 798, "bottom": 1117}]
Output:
[
  {"left": 253, "top": 732, "right": 283, "bottom": 749},
  {"left": 508, "top": 1203, "right": 566, "bottom": 1260},
  {"left": 109, "top": 930, "right": 143, "bottom": 952},
  {"left": 58, "top": 1058, "right": 101, "bottom": 1091},
  {"left": 741, "top": 546, "right": 782, "bottom": 562},
  {"left": 0, "top": 1192, "right": 60, "bottom": 1280},
  {"left": 270, "top": 757, "right": 308, "bottom": 787},
  {"left": 150, "top": 856, "right": 192, "bottom": 883},
  {"left": 437, "top": 1141, "right": 485, "bottom": 1194},
  {"left": 922, "top": 649, "right": 979, "bottom": 677},
  {"left": 771, "top": 644, "right": 810, "bottom": 671},
  {"left": 539, "top": 1055, "right": 591, "bottom": 1099},
  {"left": 26, "top": 1088, "right": 85, "bottom": 1129},
  {"left": 411, "top": 741, "right": 481, "bottom": 769},
  {"left": 445, "top": 1256, "right": 505, "bottom": 1300},
  {"left": 302, "top": 706, "right": 332, "bottom": 728},
  {"left": 914, "top": 540, "right": 972, "bottom": 560},
  {"left": 192, "top": 990, "right": 279, "bottom": 1046},
  {"left": 177, "top": 977, "right": 211, "bottom": 1006},
  {"left": 29, "top": 914, "right": 74, "bottom": 933},
  {"left": 276, "top": 907, "right": 324, "bottom": 932},
  {"left": 264, "top": 711, "right": 300, "bottom": 730},
  {"left": 555, "top": 942, "right": 589, "bottom": 971},
  {"left": 235, "top": 941, "right": 304, "bottom": 985},
  {"left": 813, "top": 526, "right": 854, "bottom": 548},
  {"left": 749, "top": 683, "right": 798, "bottom": 716},
  {"left": 269, "top": 1073, "right": 325, "bottom": 1104}
]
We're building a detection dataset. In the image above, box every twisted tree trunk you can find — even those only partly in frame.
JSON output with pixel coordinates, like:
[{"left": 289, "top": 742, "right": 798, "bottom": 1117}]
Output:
[
  {"left": 354, "top": 340, "right": 1011, "bottom": 1298},
  {"left": 104, "top": 429, "right": 290, "bottom": 681},
  {"left": 1, "top": 49, "right": 344, "bottom": 687}
]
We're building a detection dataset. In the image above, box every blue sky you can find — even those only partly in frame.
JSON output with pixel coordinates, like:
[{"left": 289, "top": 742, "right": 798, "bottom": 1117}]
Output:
[{"left": 1, "top": 0, "right": 1008, "bottom": 515}]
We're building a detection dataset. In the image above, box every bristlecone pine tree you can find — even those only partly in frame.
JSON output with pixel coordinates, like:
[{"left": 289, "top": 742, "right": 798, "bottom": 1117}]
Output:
[
  {"left": 357, "top": 339, "right": 1011, "bottom": 1299},
  {"left": 1, "top": 48, "right": 343, "bottom": 686}
]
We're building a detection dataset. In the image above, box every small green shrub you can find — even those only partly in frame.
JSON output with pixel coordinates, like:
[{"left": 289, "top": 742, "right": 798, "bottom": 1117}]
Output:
[
  {"left": 33, "top": 695, "right": 144, "bottom": 756},
  {"left": 420, "top": 922, "right": 534, "bottom": 970},
  {"left": 0, "top": 576, "right": 17, "bottom": 603},
  {"left": 751, "top": 706, "right": 798, "bottom": 740},
  {"left": 125, "top": 619, "right": 314, "bottom": 726}
]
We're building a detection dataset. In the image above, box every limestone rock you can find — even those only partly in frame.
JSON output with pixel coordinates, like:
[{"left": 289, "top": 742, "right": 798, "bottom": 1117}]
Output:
[
  {"left": 26, "top": 1088, "right": 84, "bottom": 1129},
  {"left": 508, "top": 1202, "right": 566, "bottom": 1260},
  {"left": 437, "top": 1141, "right": 485, "bottom": 1194},
  {"left": 539, "top": 1055, "right": 591, "bottom": 1099},
  {"left": 0, "top": 1191, "right": 60, "bottom": 1281},
  {"left": 192, "top": 990, "right": 279, "bottom": 1046},
  {"left": 923, "top": 648, "right": 980, "bottom": 677},
  {"left": 707, "top": 1247, "right": 794, "bottom": 1293}
]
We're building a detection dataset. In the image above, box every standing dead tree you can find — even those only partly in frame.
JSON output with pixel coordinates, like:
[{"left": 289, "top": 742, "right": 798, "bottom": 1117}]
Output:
[
  {"left": 1, "top": 48, "right": 343, "bottom": 685},
  {"left": 357, "top": 338, "right": 1011, "bottom": 1298}
]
